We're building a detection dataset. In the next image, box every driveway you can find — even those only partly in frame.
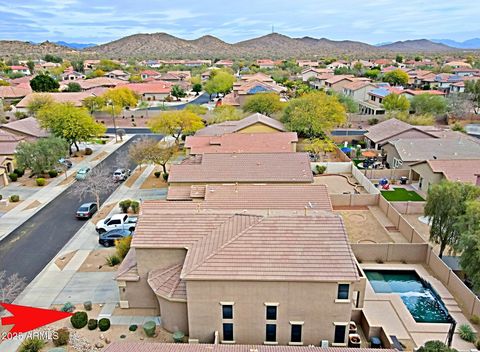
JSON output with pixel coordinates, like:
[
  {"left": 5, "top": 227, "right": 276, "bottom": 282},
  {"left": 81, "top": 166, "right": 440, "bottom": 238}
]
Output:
[{"left": 0, "top": 134, "right": 163, "bottom": 284}]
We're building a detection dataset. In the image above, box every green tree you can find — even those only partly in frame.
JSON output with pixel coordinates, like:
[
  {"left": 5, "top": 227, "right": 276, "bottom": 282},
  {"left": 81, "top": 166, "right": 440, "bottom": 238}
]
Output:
[
  {"left": 170, "top": 85, "right": 186, "bottom": 101},
  {"left": 282, "top": 91, "right": 346, "bottom": 138},
  {"left": 382, "top": 93, "right": 410, "bottom": 112},
  {"left": 101, "top": 87, "right": 139, "bottom": 115},
  {"left": 204, "top": 69, "right": 235, "bottom": 99},
  {"left": 424, "top": 181, "right": 480, "bottom": 258},
  {"left": 210, "top": 105, "right": 243, "bottom": 123},
  {"left": 411, "top": 94, "right": 447, "bottom": 115},
  {"left": 456, "top": 201, "right": 480, "bottom": 291},
  {"left": 364, "top": 69, "right": 381, "bottom": 80},
  {"left": 335, "top": 93, "right": 359, "bottom": 113},
  {"left": 242, "top": 92, "right": 284, "bottom": 116},
  {"left": 464, "top": 80, "right": 480, "bottom": 114},
  {"left": 395, "top": 54, "right": 404, "bottom": 63},
  {"left": 30, "top": 74, "right": 59, "bottom": 92},
  {"left": 383, "top": 69, "right": 409, "bottom": 86},
  {"left": 304, "top": 138, "right": 336, "bottom": 161},
  {"left": 37, "top": 103, "right": 106, "bottom": 154},
  {"left": 82, "top": 96, "right": 105, "bottom": 114},
  {"left": 0, "top": 79, "right": 9, "bottom": 86},
  {"left": 26, "top": 60, "right": 35, "bottom": 74},
  {"left": 44, "top": 54, "right": 63, "bottom": 63},
  {"left": 192, "top": 82, "right": 202, "bottom": 95},
  {"left": 26, "top": 94, "right": 55, "bottom": 116},
  {"left": 15, "top": 137, "right": 68, "bottom": 175},
  {"left": 185, "top": 104, "right": 208, "bottom": 115},
  {"left": 147, "top": 110, "right": 204, "bottom": 142},
  {"left": 65, "top": 82, "right": 82, "bottom": 92},
  {"left": 417, "top": 341, "right": 458, "bottom": 352},
  {"left": 72, "top": 60, "right": 84, "bottom": 73}
]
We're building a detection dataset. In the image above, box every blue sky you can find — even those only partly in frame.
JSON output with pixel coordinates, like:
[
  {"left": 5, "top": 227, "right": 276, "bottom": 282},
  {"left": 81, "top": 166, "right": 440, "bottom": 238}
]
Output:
[{"left": 1, "top": 0, "right": 479, "bottom": 44}]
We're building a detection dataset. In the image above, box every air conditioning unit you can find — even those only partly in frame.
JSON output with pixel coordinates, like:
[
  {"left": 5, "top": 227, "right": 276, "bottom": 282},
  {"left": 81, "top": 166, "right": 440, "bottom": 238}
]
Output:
[{"left": 321, "top": 340, "right": 329, "bottom": 348}]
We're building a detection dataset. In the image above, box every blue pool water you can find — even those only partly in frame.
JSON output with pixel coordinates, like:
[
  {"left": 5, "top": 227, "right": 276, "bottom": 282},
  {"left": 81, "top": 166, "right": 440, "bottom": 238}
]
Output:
[{"left": 365, "top": 270, "right": 452, "bottom": 323}]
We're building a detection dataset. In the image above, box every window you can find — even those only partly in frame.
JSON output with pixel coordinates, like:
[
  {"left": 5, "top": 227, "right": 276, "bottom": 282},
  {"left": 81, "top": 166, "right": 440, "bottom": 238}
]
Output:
[
  {"left": 266, "top": 324, "right": 276, "bottom": 342},
  {"left": 337, "top": 284, "right": 349, "bottom": 300},
  {"left": 223, "top": 323, "right": 233, "bottom": 341},
  {"left": 109, "top": 219, "right": 121, "bottom": 225},
  {"left": 334, "top": 325, "right": 346, "bottom": 344},
  {"left": 266, "top": 306, "right": 277, "bottom": 320},
  {"left": 222, "top": 305, "right": 233, "bottom": 319},
  {"left": 290, "top": 324, "right": 302, "bottom": 343}
]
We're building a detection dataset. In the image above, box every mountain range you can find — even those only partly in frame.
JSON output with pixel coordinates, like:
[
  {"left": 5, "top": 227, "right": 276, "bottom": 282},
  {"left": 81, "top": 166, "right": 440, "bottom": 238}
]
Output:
[
  {"left": 0, "top": 32, "right": 473, "bottom": 59},
  {"left": 431, "top": 38, "right": 480, "bottom": 49}
]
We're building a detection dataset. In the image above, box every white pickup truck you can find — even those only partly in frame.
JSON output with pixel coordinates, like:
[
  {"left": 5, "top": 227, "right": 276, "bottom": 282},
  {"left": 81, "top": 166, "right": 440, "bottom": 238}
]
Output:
[{"left": 95, "top": 214, "right": 138, "bottom": 234}]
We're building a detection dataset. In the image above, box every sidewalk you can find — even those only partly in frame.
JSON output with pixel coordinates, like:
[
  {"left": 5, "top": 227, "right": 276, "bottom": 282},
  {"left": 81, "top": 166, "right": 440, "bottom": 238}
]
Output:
[{"left": 0, "top": 136, "right": 132, "bottom": 242}]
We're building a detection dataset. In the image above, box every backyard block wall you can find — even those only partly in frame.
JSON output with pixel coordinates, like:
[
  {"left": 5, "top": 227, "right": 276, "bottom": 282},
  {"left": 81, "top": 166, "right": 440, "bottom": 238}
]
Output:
[
  {"left": 391, "top": 201, "right": 426, "bottom": 215},
  {"left": 351, "top": 243, "right": 430, "bottom": 263}
]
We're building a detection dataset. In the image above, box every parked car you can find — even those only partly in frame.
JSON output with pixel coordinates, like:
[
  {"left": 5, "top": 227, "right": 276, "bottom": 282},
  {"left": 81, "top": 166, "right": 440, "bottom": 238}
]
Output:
[
  {"left": 75, "top": 167, "right": 91, "bottom": 181},
  {"left": 95, "top": 213, "right": 138, "bottom": 234},
  {"left": 98, "top": 228, "right": 133, "bottom": 247},
  {"left": 113, "top": 168, "right": 131, "bottom": 182},
  {"left": 59, "top": 158, "right": 73, "bottom": 169},
  {"left": 75, "top": 202, "right": 98, "bottom": 219}
]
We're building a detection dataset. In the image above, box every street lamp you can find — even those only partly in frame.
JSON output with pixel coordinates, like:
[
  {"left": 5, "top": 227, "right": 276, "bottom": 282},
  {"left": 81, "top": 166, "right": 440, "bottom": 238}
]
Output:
[{"left": 107, "top": 99, "right": 118, "bottom": 143}]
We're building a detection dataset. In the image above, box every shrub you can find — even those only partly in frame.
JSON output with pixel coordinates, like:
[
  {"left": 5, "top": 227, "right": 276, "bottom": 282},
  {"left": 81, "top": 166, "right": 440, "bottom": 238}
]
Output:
[
  {"left": 9, "top": 194, "right": 20, "bottom": 202},
  {"left": 48, "top": 169, "right": 58, "bottom": 178},
  {"left": 162, "top": 172, "right": 169, "bottom": 181},
  {"left": 87, "top": 318, "right": 98, "bottom": 330},
  {"left": 143, "top": 320, "right": 156, "bottom": 337},
  {"left": 476, "top": 339, "right": 480, "bottom": 350},
  {"left": 368, "top": 118, "right": 379, "bottom": 125},
  {"left": 19, "top": 337, "right": 46, "bottom": 352},
  {"left": 316, "top": 165, "right": 327, "bottom": 174},
  {"left": 129, "top": 324, "right": 138, "bottom": 332},
  {"left": 98, "top": 318, "right": 111, "bottom": 332},
  {"left": 458, "top": 324, "right": 476, "bottom": 342},
  {"left": 70, "top": 311, "right": 88, "bottom": 329},
  {"left": 36, "top": 178, "right": 46, "bottom": 186},
  {"left": 105, "top": 254, "right": 121, "bottom": 267},
  {"left": 8, "top": 173, "right": 18, "bottom": 182},
  {"left": 154, "top": 171, "right": 161, "bottom": 178},
  {"left": 375, "top": 258, "right": 384, "bottom": 264},
  {"left": 13, "top": 168, "right": 25, "bottom": 177},
  {"left": 83, "top": 301, "right": 92, "bottom": 311},
  {"left": 471, "top": 315, "right": 480, "bottom": 325},
  {"left": 116, "top": 236, "right": 132, "bottom": 259},
  {"left": 84, "top": 147, "right": 93, "bottom": 155},
  {"left": 14, "top": 111, "right": 28, "bottom": 120},
  {"left": 53, "top": 327, "right": 70, "bottom": 346},
  {"left": 130, "top": 200, "right": 140, "bottom": 214},
  {"left": 119, "top": 199, "right": 132, "bottom": 213}
]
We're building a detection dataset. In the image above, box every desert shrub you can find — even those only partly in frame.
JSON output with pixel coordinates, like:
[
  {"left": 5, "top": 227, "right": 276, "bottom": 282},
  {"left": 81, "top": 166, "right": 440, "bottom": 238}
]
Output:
[
  {"left": 19, "top": 337, "right": 46, "bottom": 352},
  {"left": 70, "top": 311, "right": 88, "bottom": 329},
  {"left": 368, "top": 118, "right": 379, "bottom": 125},
  {"left": 84, "top": 147, "right": 93, "bottom": 155},
  {"left": 9, "top": 194, "right": 20, "bottom": 202},
  {"left": 98, "top": 318, "right": 111, "bottom": 332},
  {"left": 48, "top": 169, "right": 58, "bottom": 178},
  {"left": 129, "top": 324, "right": 138, "bottom": 332},
  {"left": 130, "top": 201, "right": 139, "bottom": 214},
  {"left": 471, "top": 315, "right": 480, "bottom": 325},
  {"left": 119, "top": 199, "right": 131, "bottom": 213},
  {"left": 36, "top": 178, "right": 46, "bottom": 186},
  {"left": 14, "top": 111, "right": 28, "bottom": 120},
  {"left": 458, "top": 324, "right": 476, "bottom": 342},
  {"left": 53, "top": 327, "right": 70, "bottom": 346},
  {"left": 105, "top": 254, "right": 121, "bottom": 267},
  {"left": 88, "top": 318, "right": 98, "bottom": 330},
  {"left": 162, "top": 172, "right": 169, "bottom": 181},
  {"left": 116, "top": 236, "right": 132, "bottom": 259},
  {"left": 316, "top": 165, "right": 327, "bottom": 174},
  {"left": 8, "top": 173, "right": 18, "bottom": 181},
  {"left": 13, "top": 168, "right": 25, "bottom": 177},
  {"left": 154, "top": 171, "right": 161, "bottom": 178}
]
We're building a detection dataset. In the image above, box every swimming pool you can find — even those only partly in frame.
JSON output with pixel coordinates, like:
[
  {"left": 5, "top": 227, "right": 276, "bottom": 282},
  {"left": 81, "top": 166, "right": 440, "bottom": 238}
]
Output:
[{"left": 365, "top": 270, "right": 452, "bottom": 324}]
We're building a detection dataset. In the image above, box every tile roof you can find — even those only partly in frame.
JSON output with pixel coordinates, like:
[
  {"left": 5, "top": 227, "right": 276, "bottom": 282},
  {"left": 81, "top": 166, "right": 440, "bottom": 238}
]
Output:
[
  {"left": 116, "top": 248, "right": 139, "bottom": 282},
  {"left": 0, "top": 84, "right": 32, "bottom": 98},
  {"left": 365, "top": 118, "right": 415, "bottom": 143},
  {"left": 104, "top": 343, "right": 396, "bottom": 352},
  {"left": 389, "top": 137, "right": 480, "bottom": 162},
  {"left": 401, "top": 89, "right": 445, "bottom": 96},
  {"left": 0, "top": 129, "right": 24, "bottom": 154},
  {"left": 240, "top": 72, "right": 274, "bottom": 83},
  {"left": 0, "top": 117, "right": 49, "bottom": 138},
  {"left": 76, "top": 77, "right": 124, "bottom": 90},
  {"left": 235, "top": 80, "right": 285, "bottom": 95},
  {"left": 185, "top": 132, "right": 297, "bottom": 155},
  {"left": 220, "top": 92, "right": 240, "bottom": 106},
  {"left": 325, "top": 75, "right": 354, "bottom": 85},
  {"left": 119, "top": 82, "right": 172, "bottom": 94},
  {"left": 148, "top": 264, "right": 187, "bottom": 301},
  {"left": 168, "top": 152, "right": 313, "bottom": 184},
  {"left": 195, "top": 113, "right": 285, "bottom": 136},
  {"left": 182, "top": 215, "right": 359, "bottom": 282},
  {"left": 343, "top": 80, "right": 374, "bottom": 91},
  {"left": 426, "top": 159, "right": 480, "bottom": 183}
]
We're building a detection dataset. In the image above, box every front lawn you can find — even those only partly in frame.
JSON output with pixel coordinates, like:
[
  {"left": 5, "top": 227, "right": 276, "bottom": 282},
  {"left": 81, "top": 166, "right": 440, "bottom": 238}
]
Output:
[{"left": 381, "top": 188, "right": 425, "bottom": 202}]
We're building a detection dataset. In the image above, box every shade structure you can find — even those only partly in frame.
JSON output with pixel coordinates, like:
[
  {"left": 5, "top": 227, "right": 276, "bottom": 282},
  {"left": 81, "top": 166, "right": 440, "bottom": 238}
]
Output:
[
  {"left": 341, "top": 147, "right": 352, "bottom": 153},
  {"left": 362, "top": 150, "right": 377, "bottom": 158}
]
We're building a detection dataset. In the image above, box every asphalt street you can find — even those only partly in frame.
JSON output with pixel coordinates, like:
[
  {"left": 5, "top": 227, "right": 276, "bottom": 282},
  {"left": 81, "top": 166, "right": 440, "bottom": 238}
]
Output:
[{"left": 0, "top": 134, "right": 163, "bottom": 284}]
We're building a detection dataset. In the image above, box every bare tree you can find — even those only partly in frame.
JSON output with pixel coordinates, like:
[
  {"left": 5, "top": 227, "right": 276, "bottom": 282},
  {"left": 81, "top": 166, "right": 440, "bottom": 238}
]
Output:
[
  {"left": 0, "top": 271, "right": 27, "bottom": 305},
  {"left": 128, "top": 138, "right": 177, "bottom": 174},
  {"left": 116, "top": 128, "right": 126, "bottom": 141},
  {"left": 70, "top": 165, "right": 115, "bottom": 207}
]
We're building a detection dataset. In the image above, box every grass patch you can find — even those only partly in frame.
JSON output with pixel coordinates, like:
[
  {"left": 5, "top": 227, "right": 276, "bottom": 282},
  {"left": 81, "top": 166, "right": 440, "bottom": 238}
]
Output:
[{"left": 381, "top": 188, "right": 424, "bottom": 202}]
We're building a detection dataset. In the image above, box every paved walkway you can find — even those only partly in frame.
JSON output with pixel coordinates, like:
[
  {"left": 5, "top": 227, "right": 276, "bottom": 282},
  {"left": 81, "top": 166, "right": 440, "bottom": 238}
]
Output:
[{"left": 0, "top": 136, "right": 132, "bottom": 242}]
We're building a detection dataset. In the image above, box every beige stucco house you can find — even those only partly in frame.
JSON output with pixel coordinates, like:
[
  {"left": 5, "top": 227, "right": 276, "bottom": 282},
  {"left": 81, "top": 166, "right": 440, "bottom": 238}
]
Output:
[{"left": 116, "top": 185, "right": 365, "bottom": 347}]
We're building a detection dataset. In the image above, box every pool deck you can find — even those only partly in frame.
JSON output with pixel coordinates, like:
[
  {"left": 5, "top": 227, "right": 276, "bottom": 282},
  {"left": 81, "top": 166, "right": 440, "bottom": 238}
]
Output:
[{"left": 361, "top": 263, "right": 476, "bottom": 351}]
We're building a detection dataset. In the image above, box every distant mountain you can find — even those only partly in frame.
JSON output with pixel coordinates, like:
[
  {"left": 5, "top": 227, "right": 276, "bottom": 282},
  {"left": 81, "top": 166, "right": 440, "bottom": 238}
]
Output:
[
  {"left": 375, "top": 41, "right": 393, "bottom": 46},
  {"left": 0, "top": 40, "right": 77, "bottom": 57},
  {"left": 431, "top": 38, "right": 480, "bottom": 49},
  {"left": 54, "top": 41, "right": 96, "bottom": 49},
  {"left": 378, "top": 39, "right": 454, "bottom": 52}
]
